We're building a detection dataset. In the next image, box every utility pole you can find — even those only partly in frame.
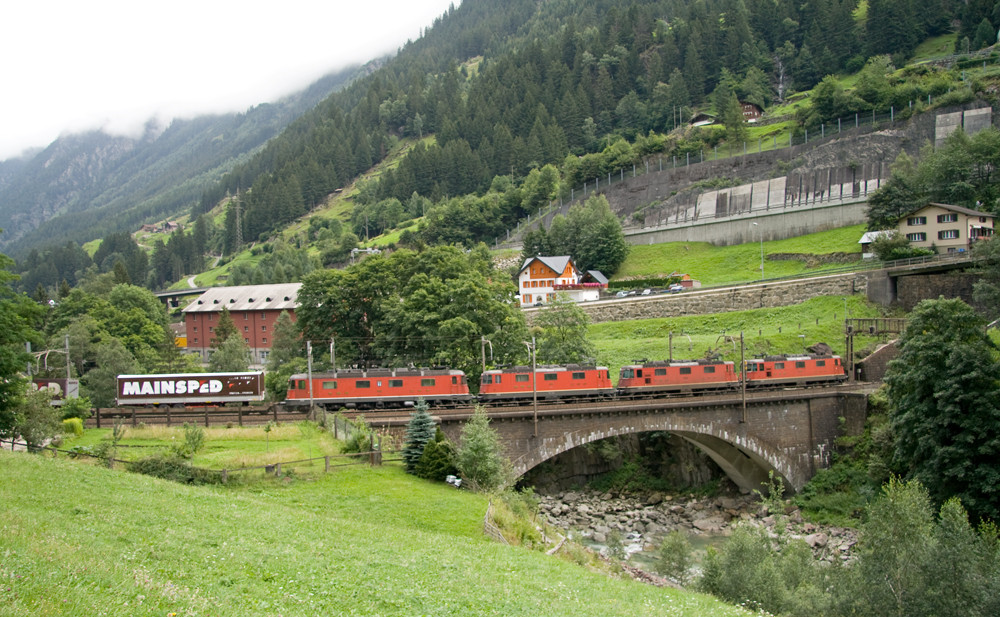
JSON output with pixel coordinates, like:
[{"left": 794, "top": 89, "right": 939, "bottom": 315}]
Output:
[
  {"left": 524, "top": 337, "right": 537, "bottom": 437},
  {"left": 740, "top": 331, "right": 747, "bottom": 424},
  {"left": 330, "top": 338, "right": 336, "bottom": 374},
  {"left": 307, "top": 341, "right": 314, "bottom": 412}
]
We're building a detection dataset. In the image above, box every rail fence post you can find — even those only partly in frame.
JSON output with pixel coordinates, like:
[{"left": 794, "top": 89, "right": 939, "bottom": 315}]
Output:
[
  {"left": 275, "top": 463, "right": 281, "bottom": 476},
  {"left": 96, "top": 408, "right": 101, "bottom": 429},
  {"left": 131, "top": 408, "right": 136, "bottom": 427},
  {"left": 238, "top": 407, "right": 243, "bottom": 427},
  {"left": 325, "top": 455, "right": 330, "bottom": 472},
  {"left": 204, "top": 407, "right": 209, "bottom": 427},
  {"left": 221, "top": 469, "right": 228, "bottom": 484}
]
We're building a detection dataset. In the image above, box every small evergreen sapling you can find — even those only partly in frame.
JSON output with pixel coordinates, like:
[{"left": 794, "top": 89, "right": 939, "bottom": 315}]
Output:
[{"left": 403, "top": 399, "right": 436, "bottom": 474}]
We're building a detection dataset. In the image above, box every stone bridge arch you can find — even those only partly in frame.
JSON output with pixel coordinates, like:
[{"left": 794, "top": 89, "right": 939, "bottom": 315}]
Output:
[{"left": 437, "top": 390, "right": 868, "bottom": 493}]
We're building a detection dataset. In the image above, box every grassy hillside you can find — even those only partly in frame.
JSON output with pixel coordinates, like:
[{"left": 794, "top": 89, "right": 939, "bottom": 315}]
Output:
[
  {"left": 590, "top": 295, "right": 890, "bottom": 381},
  {"left": 0, "top": 451, "right": 752, "bottom": 617},
  {"left": 615, "top": 224, "right": 866, "bottom": 286}
]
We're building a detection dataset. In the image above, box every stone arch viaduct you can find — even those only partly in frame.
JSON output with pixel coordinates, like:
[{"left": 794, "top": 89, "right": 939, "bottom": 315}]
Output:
[{"left": 427, "top": 387, "right": 868, "bottom": 493}]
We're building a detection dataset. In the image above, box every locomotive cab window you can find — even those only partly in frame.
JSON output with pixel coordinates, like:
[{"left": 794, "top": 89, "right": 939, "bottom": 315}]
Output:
[
  {"left": 679, "top": 367, "right": 692, "bottom": 375},
  {"left": 297, "top": 380, "right": 306, "bottom": 390},
  {"left": 356, "top": 380, "right": 371, "bottom": 388},
  {"left": 389, "top": 379, "right": 403, "bottom": 388},
  {"left": 421, "top": 378, "right": 436, "bottom": 387},
  {"left": 621, "top": 368, "right": 634, "bottom": 379},
  {"left": 572, "top": 372, "right": 585, "bottom": 380},
  {"left": 544, "top": 373, "right": 558, "bottom": 381},
  {"left": 515, "top": 374, "right": 530, "bottom": 382},
  {"left": 482, "top": 374, "right": 493, "bottom": 385}
]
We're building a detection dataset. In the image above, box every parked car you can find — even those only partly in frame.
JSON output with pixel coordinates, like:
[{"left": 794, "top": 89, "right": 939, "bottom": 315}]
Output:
[
  {"left": 615, "top": 290, "right": 628, "bottom": 298},
  {"left": 668, "top": 284, "right": 684, "bottom": 293},
  {"left": 641, "top": 288, "right": 652, "bottom": 295}
]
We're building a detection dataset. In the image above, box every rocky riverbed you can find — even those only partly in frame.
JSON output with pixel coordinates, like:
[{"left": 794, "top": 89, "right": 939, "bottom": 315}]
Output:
[{"left": 537, "top": 489, "right": 859, "bottom": 565}]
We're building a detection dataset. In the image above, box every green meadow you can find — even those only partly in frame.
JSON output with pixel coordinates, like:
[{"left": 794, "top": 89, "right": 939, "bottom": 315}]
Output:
[{"left": 0, "top": 451, "right": 753, "bottom": 617}]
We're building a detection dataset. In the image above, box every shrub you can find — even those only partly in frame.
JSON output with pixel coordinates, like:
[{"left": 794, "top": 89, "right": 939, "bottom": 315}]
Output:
[
  {"left": 656, "top": 530, "right": 694, "bottom": 584},
  {"left": 128, "top": 454, "right": 222, "bottom": 485},
  {"left": 414, "top": 430, "right": 458, "bottom": 481},
  {"left": 61, "top": 417, "right": 84, "bottom": 436},
  {"left": 341, "top": 416, "right": 373, "bottom": 453},
  {"left": 60, "top": 396, "right": 92, "bottom": 420}
]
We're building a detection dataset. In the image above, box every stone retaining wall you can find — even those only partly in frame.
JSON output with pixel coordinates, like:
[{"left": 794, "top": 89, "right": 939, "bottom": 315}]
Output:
[{"left": 571, "top": 272, "right": 871, "bottom": 324}]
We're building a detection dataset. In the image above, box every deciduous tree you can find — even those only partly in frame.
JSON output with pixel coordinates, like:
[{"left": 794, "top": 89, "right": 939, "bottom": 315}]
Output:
[{"left": 885, "top": 298, "right": 1000, "bottom": 522}]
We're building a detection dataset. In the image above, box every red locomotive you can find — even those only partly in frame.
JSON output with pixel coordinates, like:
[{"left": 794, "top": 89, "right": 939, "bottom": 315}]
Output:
[
  {"left": 617, "top": 360, "right": 739, "bottom": 396},
  {"left": 478, "top": 364, "right": 613, "bottom": 403},
  {"left": 285, "top": 367, "right": 472, "bottom": 409},
  {"left": 745, "top": 354, "right": 847, "bottom": 387}
]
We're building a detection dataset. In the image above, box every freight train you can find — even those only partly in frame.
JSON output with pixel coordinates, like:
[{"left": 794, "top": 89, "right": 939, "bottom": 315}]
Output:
[{"left": 284, "top": 354, "right": 847, "bottom": 410}]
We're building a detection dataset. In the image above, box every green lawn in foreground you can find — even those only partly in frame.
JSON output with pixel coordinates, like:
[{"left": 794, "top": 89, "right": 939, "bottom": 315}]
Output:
[
  {"left": 0, "top": 452, "right": 752, "bottom": 617},
  {"left": 617, "top": 224, "right": 866, "bottom": 285},
  {"left": 591, "top": 295, "right": 889, "bottom": 381}
]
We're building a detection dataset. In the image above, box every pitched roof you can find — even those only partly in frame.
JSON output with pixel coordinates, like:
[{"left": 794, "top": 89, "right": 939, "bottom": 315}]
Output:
[
  {"left": 585, "top": 270, "right": 609, "bottom": 285},
  {"left": 519, "top": 255, "right": 574, "bottom": 276},
  {"left": 182, "top": 283, "right": 302, "bottom": 313},
  {"left": 900, "top": 202, "right": 997, "bottom": 221},
  {"left": 859, "top": 230, "right": 892, "bottom": 244}
]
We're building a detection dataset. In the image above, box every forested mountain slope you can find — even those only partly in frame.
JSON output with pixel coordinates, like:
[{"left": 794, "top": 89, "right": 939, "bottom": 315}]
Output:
[{"left": 0, "top": 66, "right": 362, "bottom": 257}]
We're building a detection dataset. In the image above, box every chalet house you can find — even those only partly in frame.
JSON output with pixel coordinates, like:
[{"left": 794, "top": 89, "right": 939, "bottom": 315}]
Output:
[
  {"left": 182, "top": 283, "right": 300, "bottom": 365},
  {"left": 739, "top": 102, "right": 763, "bottom": 123},
  {"left": 896, "top": 203, "right": 995, "bottom": 253},
  {"left": 517, "top": 256, "right": 607, "bottom": 307},
  {"left": 689, "top": 112, "right": 716, "bottom": 127}
]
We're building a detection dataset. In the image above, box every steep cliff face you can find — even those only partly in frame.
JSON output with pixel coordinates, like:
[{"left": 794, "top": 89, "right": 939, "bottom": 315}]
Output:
[
  {"left": 0, "top": 65, "right": 359, "bottom": 256},
  {"left": 0, "top": 132, "right": 138, "bottom": 243}
]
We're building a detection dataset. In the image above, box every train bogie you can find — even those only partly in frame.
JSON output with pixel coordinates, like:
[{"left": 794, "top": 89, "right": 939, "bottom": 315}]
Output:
[
  {"left": 479, "top": 364, "right": 613, "bottom": 403},
  {"left": 285, "top": 367, "right": 472, "bottom": 409}
]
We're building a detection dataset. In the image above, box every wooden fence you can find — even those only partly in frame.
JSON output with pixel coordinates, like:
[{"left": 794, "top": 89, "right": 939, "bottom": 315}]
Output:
[
  {"left": 87, "top": 404, "right": 308, "bottom": 429},
  {"left": 1, "top": 438, "right": 384, "bottom": 483}
]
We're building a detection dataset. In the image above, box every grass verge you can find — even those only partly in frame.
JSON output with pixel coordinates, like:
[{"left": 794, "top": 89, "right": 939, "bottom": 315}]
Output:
[{"left": 0, "top": 452, "right": 752, "bottom": 616}]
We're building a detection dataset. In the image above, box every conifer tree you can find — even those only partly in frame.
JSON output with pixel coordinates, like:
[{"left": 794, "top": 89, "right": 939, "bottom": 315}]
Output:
[{"left": 402, "top": 398, "right": 436, "bottom": 474}]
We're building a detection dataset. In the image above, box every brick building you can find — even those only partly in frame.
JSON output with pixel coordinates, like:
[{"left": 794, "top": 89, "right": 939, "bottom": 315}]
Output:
[{"left": 183, "top": 283, "right": 300, "bottom": 365}]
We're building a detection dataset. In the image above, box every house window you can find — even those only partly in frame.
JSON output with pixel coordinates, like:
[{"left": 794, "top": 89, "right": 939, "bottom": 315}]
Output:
[
  {"left": 262, "top": 338, "right": 267, "bottom": 344},
  {"left": 906, "top": 233, "right": 927, "bottom": 242},
  {"left": 543, "top": 373, "right": 558, "bottom": 381},
  {"left": 259, "top": 351, "right": 269, "bottom": 361},
  {"left": 937, "top": 213, "right": 958, "bottom": 223},
  {"left": 244, "top": 338, "right": 249, "bottom": 344},
  {"left": 193, "top": 338, "right": 198, "bottom": 344},
  {"left": 209, "top": 326, "right": 214, "bottom": 332},
  {"left": 938, "top": 229, "right": 960, "bottom": 240},
  {"left": 261, "top": 325, "right": 267, "bottom": 331},
  {"left": 244, "top": 326, "right": 249, "bottom": 332},
  {"left": 523, "top": 281, "right": 528, "bottom": 287},
  {"left": 193, "top": 327, "right": 197, "bottom": 333},
  {"left": 244, "top": 313, "right": 249, "bottom": 320},
  {"left": 907, "top": 216, "right": 927, "bottom": 226}
]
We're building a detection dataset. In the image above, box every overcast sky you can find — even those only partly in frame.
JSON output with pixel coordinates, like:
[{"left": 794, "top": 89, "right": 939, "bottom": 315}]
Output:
[{"left": 0, "top": 0, "right": 458, "bottom": 160}]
